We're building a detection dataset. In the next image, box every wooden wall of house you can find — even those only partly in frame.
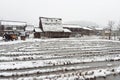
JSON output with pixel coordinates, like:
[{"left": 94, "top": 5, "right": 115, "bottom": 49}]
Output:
[
  {"left": 42, "top": 32, "right": 71, "bottom": 38},
  {"left": 34, "top": 32, "right": 41, "bottom": 38}
]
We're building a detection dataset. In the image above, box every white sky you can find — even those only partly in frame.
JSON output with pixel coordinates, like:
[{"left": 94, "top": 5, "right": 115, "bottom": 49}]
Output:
[{"left": 0, "top": 0, "right": 120, "bottom": 27}]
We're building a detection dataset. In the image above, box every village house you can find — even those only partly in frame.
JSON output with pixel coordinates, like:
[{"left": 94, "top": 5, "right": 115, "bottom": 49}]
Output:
[
  {"left": 34, "top": 27, "right": 42, "bottom": 38},
  {"left": 0, "top": 20, "right": 27, "bottom": 36},
  {"left": 95, "top": 27, "right": 103, "bottom": 36},
  {"left": 63, "top": 24, "right": 94, "bottom": 37},
  {"left": 39, "top": 17, "right": 71, "bottom": 38},
  {"left": 101, "top": 27, "right": 112, "bottom": 39}
]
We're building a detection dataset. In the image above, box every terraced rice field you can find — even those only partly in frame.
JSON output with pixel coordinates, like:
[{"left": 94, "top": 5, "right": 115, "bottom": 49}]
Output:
[{"left": 1, "top": 37, "right": 120, "bottom": 80}]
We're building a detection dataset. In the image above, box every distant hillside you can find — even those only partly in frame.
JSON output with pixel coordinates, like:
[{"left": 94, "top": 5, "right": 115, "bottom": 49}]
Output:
[{"left": 64, "top": 21, "right": 99, "bottom": 28}]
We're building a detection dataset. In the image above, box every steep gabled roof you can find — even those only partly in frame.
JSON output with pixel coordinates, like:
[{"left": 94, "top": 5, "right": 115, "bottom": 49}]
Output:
[{"left": 39, "top": 17, "right": 64, "bottom": 32}]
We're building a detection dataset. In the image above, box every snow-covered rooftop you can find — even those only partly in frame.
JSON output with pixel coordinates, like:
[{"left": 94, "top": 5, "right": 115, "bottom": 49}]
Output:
[
  {"left": 63, "top": 24, "right": 82, "bottom": 28},
  {"left": 82, "top": 27, "right": 92, "bottom": 30},
  {"left": 40, "top": 17, "right": 64, "bottom": 32},
  {"left": 25, "top": 26, "right": 34, "bottom": 31},
  {"left": 63, "top": 28, "right": 71, "bottom": 32},
  {"left": 0, "top": 20, "right": 26, "bottom": 26},
  {"left": 34, "top": 27, "right": 42, "bottom": 32},
  {"left": 95, "top": 27, "right": 103, "bottom": 30},
  {"left": 63, "top": 24, "right": 93, "bottom": 30},
  {"left": 42, "top": 24, "right": 64, "bottom": 32}
]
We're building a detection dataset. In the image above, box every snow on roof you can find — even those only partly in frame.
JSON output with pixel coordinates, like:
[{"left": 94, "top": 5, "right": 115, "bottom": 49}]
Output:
[
  {"left": 42, "top": 24, "right": 64, "bottom": 32},
  {"left": 95, "top": 27, "right": 103, "bottom": 30},
  {"left": 0, "top": 20, "right": 26, "bottom": 26},
  {"left": 63, "top": 24, "right": 93, "bottom": 30},
  {"left": 105, "top": 31, "right": 110, "bottom": 33},
  {"left": 82, "top": 27, "right": 92, "bottom": 30},
  {"left": 63, "top": 24, "right": 82, "bottom": 28},
  {"left": 25, "top": 26, "right": 34, "bottom": 31},
  {"left": 34, "top": 27, "right": 42, "bottom": 32},
  {"left": 63, "top": 28, "right": 71, "bottom": 32},
  {"left": 40, "top": 17, "right": 64, "bottom": 32}
]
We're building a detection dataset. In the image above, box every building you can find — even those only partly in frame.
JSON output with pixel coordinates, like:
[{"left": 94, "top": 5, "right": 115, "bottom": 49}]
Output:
[
  {"left": 63, "top": 24, "right": 93, "bottom": 37},
  {"left": 101, "top": 27, "right": 111, "bottom": 39},
  {"left": 95, "top": 27, "right": 103, "bottom": 36},
  {"left": 25, "top": 25, "right": 34, "bottom": 38},
  {"left": 25, "top": 25, "right": 34, "bottom": 32},
  {"left": 39, "top": 17, "right": 71, "bottom": 38},
  {"left": 0, "top": 20, "right": 27, "bottom": 36},
  {"left": 34, "top": 27, "right": 42, "bottom": 38}
]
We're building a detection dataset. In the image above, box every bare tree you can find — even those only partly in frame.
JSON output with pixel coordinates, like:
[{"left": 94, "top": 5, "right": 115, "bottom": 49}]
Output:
[
  {"left": 117, "top": 21, "right": 120, "bottom": 30},
  {"left": 117, "top": 21, "right": 120, "bottom": 40},
  {"left": 108, "top": 20, "right": 115, "bottom": 40}
]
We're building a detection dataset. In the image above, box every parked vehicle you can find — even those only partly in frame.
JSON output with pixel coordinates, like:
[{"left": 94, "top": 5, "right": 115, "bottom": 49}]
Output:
[{"left": 3, "top": 32, "right": 19, "bottom": 41}]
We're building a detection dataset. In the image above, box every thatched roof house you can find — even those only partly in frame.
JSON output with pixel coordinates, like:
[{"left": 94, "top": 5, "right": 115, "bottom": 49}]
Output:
[{"left": 39, "top": 17, "right": 71, "bottom": 38}]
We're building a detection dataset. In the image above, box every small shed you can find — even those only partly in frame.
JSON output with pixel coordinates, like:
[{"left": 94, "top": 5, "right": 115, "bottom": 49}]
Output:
[
  {"left": 34, "top": 27, "right": 42, "bottom": 38},
  {"left": 63, "top": 28, "right": 71, "bottom": 38}
]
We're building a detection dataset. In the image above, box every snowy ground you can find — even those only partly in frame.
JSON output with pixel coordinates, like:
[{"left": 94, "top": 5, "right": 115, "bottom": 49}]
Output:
[{"left": 0, "top": 36, "right": 120, "bottom": 80}]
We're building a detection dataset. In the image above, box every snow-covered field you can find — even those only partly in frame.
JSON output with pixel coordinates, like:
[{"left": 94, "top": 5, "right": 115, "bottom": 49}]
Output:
[{"left": 0, "top": 36, "right": 120, "bottom": 80}]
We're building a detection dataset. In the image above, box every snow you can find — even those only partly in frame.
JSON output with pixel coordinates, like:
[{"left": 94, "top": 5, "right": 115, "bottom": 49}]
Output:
[
  {"left": 0, "top": 36, "right": 120, "bottom": 79},
  {"left": 63, "top": 24, "right": 82, "bottom": 28},
  {"left": 0, "top": 65, "right": 89, "bottom": 77},
  {"left": 7, "top": 67, "right": 120, "bottom": 80},
  {"left": 63, "top": 28, "right": 71, "bottom": 32},
  {"left": 25, "top": 26, "right": 34, "bottom": 31},
  {"left": 0, "top": 37, "right": 2, "bottom": 41},
  {"left": 96, "top": 27, "right": 103, "bottom": 30},
  {"left": 82, "top": 27, "right": 92, "bottom": 30},
  {"left": 0, "top": 40, "right": 25, "bottom": 45},
  {"left": 0, "top": 20, "right": 26, "bottom": 26},
  {"left": 43, "top": 24, "right": 64, "bottom": 32},
  {"left": 40, "top": 17, "right": 64, "bottom": 32},
  {"left": 63, "top": 24, "right": 93, "bottom": 30},
  {"left": 34, "top": 27, "right": 42, "bottom": 32}
]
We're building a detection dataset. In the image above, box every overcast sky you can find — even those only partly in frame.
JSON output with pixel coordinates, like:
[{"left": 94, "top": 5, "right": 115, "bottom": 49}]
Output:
[{"left": 0, "top": 0, "right": 120, "bottom": 27}]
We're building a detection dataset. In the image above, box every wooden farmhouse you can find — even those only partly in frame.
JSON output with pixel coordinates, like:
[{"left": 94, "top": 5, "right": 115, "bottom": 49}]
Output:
[{"left": 39, "top": 17, "right": 71, "bottom": 38}]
